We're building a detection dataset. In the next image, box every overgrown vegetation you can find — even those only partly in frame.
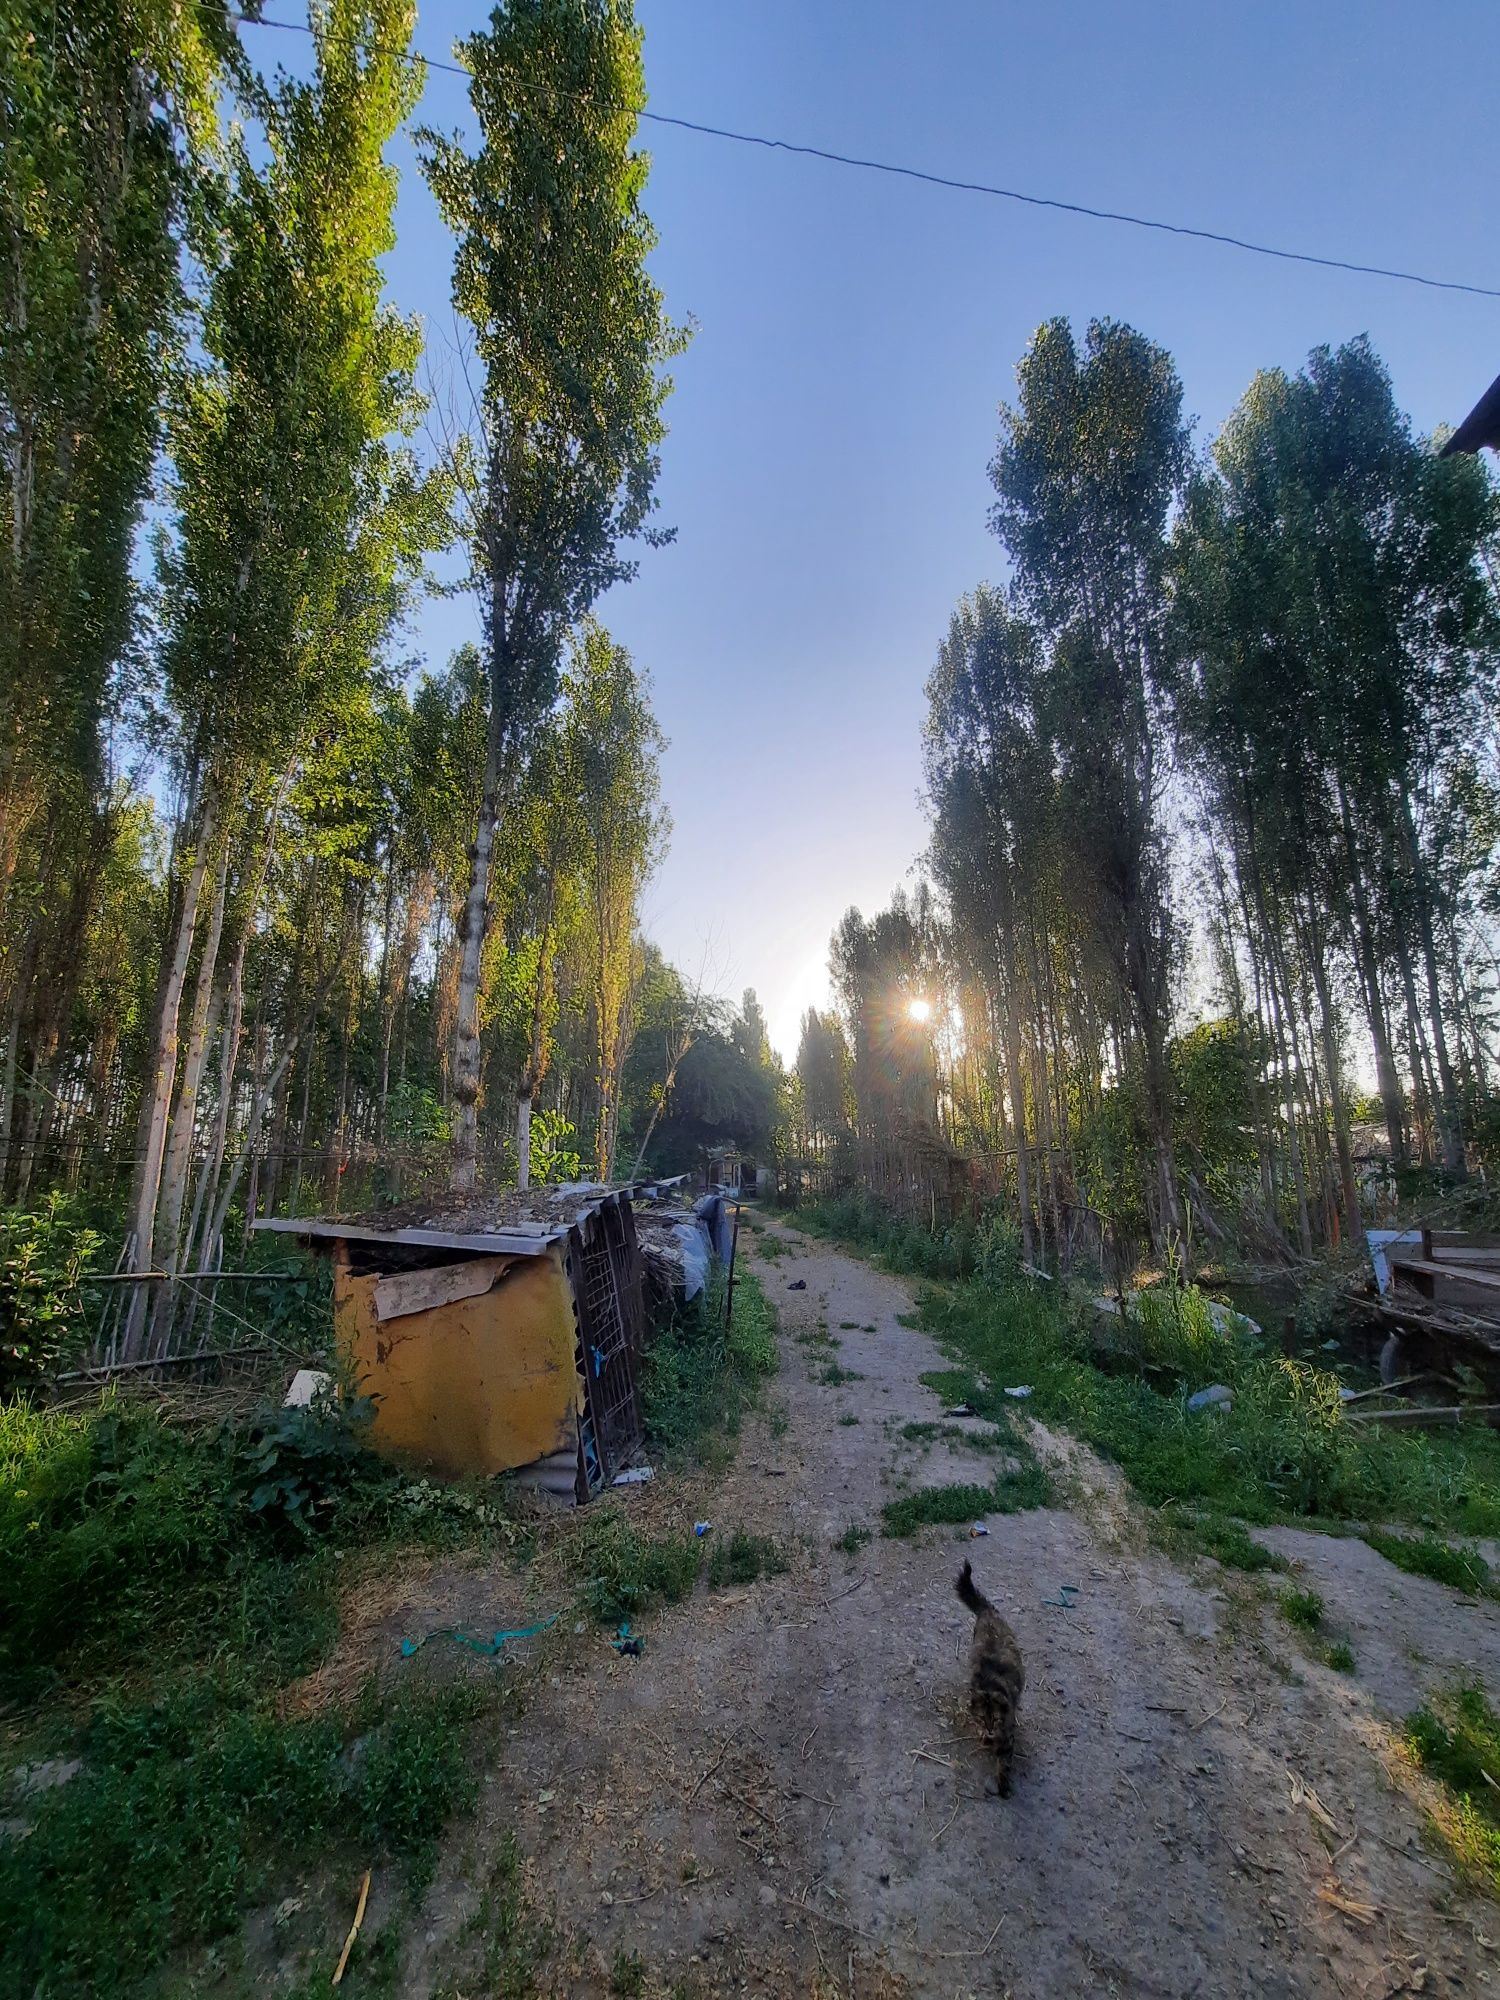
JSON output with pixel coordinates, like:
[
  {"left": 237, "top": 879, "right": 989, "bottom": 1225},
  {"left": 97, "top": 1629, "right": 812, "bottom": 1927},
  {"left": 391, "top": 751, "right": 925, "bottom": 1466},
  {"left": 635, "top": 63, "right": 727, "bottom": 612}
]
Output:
[
  {"left": 705, "top": 1530, "right": 789, "bottom": 1588},
  {"left": 0, "top": 1382, "right": 522, "bottom": 1998},
  {"left": 640, "top": 1267, "right": 779, "bottom": 1464},
  {"left": 1364, "top": 1529, "right": 1494, "bottom": 1597},
  {"left": 0, "top": 1672, "right": 485, "bottom": 2000},
  {"left": 800, "top": 1202, "right": 1500, "bottom": 1548},
  {"left": 572, "top": 1509, "right": 703, "bottom": 1627},
  {"left": 1405, "top": 1686, "right": 1500, "bottom": 1894}
]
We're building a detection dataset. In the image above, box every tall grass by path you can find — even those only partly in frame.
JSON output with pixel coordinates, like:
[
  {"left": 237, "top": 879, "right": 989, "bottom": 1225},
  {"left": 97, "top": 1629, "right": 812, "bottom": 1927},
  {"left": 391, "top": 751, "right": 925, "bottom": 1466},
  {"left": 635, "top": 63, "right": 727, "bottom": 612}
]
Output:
[{"left": 787, "top": 1195, "right": 1500, "bottom": 1543}]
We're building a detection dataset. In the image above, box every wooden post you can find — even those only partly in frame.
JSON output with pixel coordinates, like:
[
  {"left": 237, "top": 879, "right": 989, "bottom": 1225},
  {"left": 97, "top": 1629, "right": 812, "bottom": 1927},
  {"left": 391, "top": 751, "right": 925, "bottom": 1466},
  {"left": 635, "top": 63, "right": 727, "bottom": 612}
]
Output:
[{"left": 723, "top": 1202, "right": 742, "bottom": 1329}]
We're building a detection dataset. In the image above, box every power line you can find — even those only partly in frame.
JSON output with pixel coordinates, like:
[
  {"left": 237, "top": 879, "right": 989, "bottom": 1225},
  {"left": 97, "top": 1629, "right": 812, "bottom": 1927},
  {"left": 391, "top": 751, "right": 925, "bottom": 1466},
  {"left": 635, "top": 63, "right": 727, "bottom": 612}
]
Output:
[{"left": 225, "top": 7, "right": 1500, "bottom": 302}]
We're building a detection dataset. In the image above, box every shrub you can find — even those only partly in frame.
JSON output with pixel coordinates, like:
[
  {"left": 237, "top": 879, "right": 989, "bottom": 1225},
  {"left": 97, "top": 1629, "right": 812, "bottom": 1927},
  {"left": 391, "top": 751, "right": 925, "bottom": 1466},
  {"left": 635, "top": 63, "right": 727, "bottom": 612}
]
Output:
[{"left": 0, "top": 1193, "right": 101, "bottom": 1381}]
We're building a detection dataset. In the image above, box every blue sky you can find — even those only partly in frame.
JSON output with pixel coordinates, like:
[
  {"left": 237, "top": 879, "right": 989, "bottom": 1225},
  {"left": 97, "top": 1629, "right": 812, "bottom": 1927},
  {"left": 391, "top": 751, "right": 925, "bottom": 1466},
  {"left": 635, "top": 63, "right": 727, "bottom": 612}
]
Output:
[{"left": 358, "top": 0, "right": 1500, "bottom": 1057}]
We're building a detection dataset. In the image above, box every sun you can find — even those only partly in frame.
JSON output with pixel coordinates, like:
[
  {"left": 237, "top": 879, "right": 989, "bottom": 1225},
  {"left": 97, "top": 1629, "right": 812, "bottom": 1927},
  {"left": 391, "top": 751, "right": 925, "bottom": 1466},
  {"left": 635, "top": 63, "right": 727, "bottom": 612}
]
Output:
[{"left": 908, "top": 996, "right": 932, "bottom": 1023}]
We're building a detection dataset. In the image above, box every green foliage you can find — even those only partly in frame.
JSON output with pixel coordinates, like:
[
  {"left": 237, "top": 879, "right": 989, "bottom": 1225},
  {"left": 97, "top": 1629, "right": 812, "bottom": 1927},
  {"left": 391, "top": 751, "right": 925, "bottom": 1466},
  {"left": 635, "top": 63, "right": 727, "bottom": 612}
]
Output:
[
  {"left": 1178, "top": 1514, "right": 1286, "bottom": 1573},
  {"left": 228, "top": 1394, "right": 395, "bottom": 1542},
  {"left": 0, "top": 1193, "right": 101, "bottom": 1380},
  {"left": 0, "top": 1393, "right": 397, "bottom": 1698},
  {"left": 0, "top": 1671, "right": 481, "bottom": 2000},
  {"left": 919, "top": 1271, "right": 1500, "bottom": 1538},
  {"left": 571, "top": 1509, "right": 701, "bottom": 1627},
  {"left": 834, "top": 1523, "right": 871, "bottom": 1553},
  {"left": 1364, "top": 1529, "right": 1493, "bottom": 1597},
  {"left": 528, "top": 1108, "right": 584, "bottom": 1185},
  {"left": 793, "top": 1191, "right": 991, "bottom": 1281},
  {"left": 1405, "top": 1686, "right": 1500, "bottom": 1892},
  {"left": 640, "top": 1268, "right": 778, "bottom": 1463},
  {"left": 1326, "top": 1641, "right": 1356, "bottom": 1673},
  {"left": 704, "top": 1530, "right": 789, "bottom": 1588},
  {"left": 1279, "top": 1587, "right": 1324, "bottom": 1632},
  {"left": 1118, "top": 1277, "right": 1248, "bottom": 1387}
]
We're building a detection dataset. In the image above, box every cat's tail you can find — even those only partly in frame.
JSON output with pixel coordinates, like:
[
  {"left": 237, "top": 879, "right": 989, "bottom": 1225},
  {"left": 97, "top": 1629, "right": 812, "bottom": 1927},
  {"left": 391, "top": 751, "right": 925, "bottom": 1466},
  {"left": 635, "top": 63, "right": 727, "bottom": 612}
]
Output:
[{"left": 955, "top": 1558, "right": 992, "bottom": 1616}]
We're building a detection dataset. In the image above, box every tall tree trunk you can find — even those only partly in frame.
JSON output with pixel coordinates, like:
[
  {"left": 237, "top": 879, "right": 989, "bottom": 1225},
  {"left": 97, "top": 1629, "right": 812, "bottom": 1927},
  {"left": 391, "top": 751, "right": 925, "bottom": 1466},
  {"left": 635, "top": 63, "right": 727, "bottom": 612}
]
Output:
[
  {"left": 515, "top": 872, "right": 560, "bottom": 1190},
  {"left": 121, "top": 788, "right": 216, "bottom": 1359},
  {"left": 154, "top": 837, "right": 230, "bottom": 1283},
  {"left": 1398, "top": 790, "right": 1466, "bottom": 1178},
  {"left": 1001, "top": 986, "right": 1035, "bottom": 1268},
  {"left": 1337, "top": 778, "right": 1406, "bottom": 1167},
  {"left": 1301, "top": 903, "right": 1361, "bottom": 1250},
  {"left": 451, "top": 680, "right": 506, "bottom": 1193}
]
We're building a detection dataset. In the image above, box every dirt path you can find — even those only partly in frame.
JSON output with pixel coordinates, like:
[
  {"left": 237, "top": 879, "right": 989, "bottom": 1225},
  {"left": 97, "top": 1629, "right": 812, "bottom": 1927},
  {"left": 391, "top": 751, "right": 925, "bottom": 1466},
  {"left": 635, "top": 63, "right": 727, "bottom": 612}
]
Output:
[{"left": 405, "top": 1222, "right": 1500, "bottom": 1998}]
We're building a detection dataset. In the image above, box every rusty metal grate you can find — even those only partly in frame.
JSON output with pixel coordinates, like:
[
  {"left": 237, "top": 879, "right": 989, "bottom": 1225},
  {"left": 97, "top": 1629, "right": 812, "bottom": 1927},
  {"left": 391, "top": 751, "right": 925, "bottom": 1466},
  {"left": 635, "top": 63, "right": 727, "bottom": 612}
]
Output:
[{"left": 571, "top": 1201, "right": 645, "bottom": 1495}]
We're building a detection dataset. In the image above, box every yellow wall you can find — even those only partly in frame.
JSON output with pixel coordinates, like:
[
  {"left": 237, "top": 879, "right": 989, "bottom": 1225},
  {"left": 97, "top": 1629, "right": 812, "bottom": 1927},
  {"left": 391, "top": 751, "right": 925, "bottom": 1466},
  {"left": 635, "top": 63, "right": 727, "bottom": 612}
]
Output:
[{"left": 334, "top": 1243, "right": 581, "bottom": 1480}]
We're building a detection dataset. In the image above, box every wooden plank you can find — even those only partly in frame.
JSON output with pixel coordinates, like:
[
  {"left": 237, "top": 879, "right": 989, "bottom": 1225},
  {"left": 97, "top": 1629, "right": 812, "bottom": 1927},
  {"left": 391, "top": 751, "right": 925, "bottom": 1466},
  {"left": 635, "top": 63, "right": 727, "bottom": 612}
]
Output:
[
  {"left": 374, "top": 1255, "right": 515, "bottom": 1323},
  {"left": 1428, "top": 1230, "right": 1500, "bottom": 1252},
  {"left": 1391, "top": 1256, "right": 1500, "bottom": 1310},
  {"left": 1344, "top": 1403, "right": 1500, "bottom": 1431}
]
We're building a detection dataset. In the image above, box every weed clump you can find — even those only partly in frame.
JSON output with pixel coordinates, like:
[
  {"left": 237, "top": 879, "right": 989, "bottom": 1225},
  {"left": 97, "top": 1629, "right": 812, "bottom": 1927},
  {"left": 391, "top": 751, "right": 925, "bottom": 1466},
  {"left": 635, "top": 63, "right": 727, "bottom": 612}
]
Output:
[
  {"left": 1280, "top": 1587, "right": 1324, "bottom": 1632},
  {"left": 1364, "top": 1529, "right": 1492, "bottom": 1597},
  {"left": 572, "top": 1510, "right": 701, "bottom": 1626},
  {"left": 879, "top": 1457, "right": 1050, "bottom": 1538},
  {"left": 1405, "top": 1685, "right": 1500, "bottom": 1892}
]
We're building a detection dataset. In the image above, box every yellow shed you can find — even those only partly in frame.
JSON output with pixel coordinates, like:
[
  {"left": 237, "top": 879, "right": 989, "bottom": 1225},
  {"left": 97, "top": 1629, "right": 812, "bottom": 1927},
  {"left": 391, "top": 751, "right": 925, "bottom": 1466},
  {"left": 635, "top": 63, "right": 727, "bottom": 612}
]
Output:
[{"left": 258, "top": 1187, "right": 649, "bottom": 1501}]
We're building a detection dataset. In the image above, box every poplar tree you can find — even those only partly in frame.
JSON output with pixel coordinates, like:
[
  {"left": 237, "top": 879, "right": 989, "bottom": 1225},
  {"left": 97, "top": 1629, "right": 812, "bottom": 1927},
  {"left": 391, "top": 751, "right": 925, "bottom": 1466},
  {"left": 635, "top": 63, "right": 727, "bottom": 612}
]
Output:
[{"left": 419, "top": 0, "right": 680, "bottom": 1191}]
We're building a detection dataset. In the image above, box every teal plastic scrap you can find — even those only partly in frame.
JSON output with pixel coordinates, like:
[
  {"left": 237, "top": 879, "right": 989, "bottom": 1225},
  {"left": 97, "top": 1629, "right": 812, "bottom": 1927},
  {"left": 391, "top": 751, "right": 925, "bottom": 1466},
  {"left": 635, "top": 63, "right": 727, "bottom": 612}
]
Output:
[
  {"left": 610, "top": 1621, "right": 645, "bottom": 1657},
  {"left": 400, "top": 1612, "right": 558, "bottom": 1660},
  {"left": 1041, "top": 1584, "right": 1081, "bottom": 1610}
]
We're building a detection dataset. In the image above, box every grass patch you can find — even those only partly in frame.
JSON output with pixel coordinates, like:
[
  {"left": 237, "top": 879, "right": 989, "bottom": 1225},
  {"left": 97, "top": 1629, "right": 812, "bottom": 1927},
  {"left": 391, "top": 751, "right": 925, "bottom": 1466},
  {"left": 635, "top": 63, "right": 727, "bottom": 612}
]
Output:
[
  {"left": 900, "top": 1418, "right": 1011, "bottom": 1452},
  {"left": 1280, "top": 1587, "right": 1324, "bottom": 1631},
  {"left": 1405, "top": 1685, "right": 1500, "bottom": 1894},
  {"left": 0, "top": 1390, "right": 526, "bottom": 1996},
  {"left": 571, "top": 1510, "right": 702, "bottom": 1627},
  {"left": 1326, "top": 1641, "right": 1356, "bottom": 1672},
  {"left": 447, "top": 1832, "right": 554, "bottom": 1997},
  {"left": 705, "top": 1530, "right": 789, "bottom": 1588},
  {"left": 611, "top": 1947, "right": 647, "bottom": 1996},
  {"left": 0, "top": 1669, "right": 487, "bottom": 2000},
  {"left": 838, "top": 1411, "right": 860, "bottom": 1426},
  {"left": 816, "top": 1361, "right": 864, "bottom": 1386},
  {"left": 1364, "top": 1528, "right": 1493, "bottom": 1597},
  {"left": 838, "top": 1321, "right": 861, "bottom": 1331},
  {"left": 0, "top": 1393, "right": 421, "bottom": 1703},
  {"left": 834, "top": 1523, "right": 871, "bottom": 1553},
  {"left": 754, "top": 1233, "right": 789, "bottom": 1263},
  {"left": 880, "top": 1458, "right": 1051, "bottom": 1539},
  {"left": 640, "top": 1269, "right": 779, "bottom": 1466},
  {"left": 911, "top": 1270, "right": 1500, "bottom": 1540},
  {"left": 1174, "top": 1513, "right": 1288, "bottom": 1573}
]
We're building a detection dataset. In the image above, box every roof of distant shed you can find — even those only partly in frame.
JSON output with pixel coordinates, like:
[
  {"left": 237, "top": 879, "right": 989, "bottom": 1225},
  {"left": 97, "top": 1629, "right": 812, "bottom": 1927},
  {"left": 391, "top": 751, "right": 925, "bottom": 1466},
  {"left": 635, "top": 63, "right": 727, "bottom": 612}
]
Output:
[
  {"left": 1442, "top": 370, "right": 1500, "bottom": 456},
  {"left": 254, "top": 1175, "right": 690, "bottom": 1257}
]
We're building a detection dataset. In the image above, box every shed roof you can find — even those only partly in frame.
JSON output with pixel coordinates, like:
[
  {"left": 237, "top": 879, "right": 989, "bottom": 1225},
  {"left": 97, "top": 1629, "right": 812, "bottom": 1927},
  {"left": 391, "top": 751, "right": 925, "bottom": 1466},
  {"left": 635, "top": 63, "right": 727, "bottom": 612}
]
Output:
[{"left": 253, "top": 1175, "right": 689, "bottom": 1257}]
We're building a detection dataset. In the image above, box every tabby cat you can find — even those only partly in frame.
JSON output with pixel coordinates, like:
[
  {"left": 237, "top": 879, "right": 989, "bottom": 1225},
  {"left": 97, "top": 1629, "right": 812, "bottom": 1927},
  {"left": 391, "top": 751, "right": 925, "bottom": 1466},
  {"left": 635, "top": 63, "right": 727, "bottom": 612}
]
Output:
[{"left": 955, "top": 1559, "right": 1025, "bottom": 1795}]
